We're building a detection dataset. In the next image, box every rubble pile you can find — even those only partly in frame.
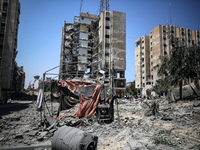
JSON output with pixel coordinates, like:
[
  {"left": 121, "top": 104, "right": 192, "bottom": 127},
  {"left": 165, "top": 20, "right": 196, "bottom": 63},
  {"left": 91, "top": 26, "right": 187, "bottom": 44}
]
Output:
[{"left": 0, "top": 98, "right": 200, "bottom": 150}]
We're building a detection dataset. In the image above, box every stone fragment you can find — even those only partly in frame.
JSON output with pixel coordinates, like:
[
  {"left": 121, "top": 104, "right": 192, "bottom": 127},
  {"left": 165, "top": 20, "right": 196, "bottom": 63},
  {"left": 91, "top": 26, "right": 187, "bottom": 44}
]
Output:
[
  {"left": 28, "top": 131, "right": 38, "bottom": 136},
  {"left": 194, "top": 101, "right": 200, "bottom": 107},
  {"left": 15, "top": 134, "right": 23, "bottom": 139},
  {"left": 0, "top": 137, "right": 4, "bottom": 141},
  {"left": 37, "top": 136, "right": 44, "bottom": 141},
  {"left": 11, "top": 117, "right": 20, "bottom": 121},
  {"left": 39, "top": 131, "right": 48, "bottom": 137}
]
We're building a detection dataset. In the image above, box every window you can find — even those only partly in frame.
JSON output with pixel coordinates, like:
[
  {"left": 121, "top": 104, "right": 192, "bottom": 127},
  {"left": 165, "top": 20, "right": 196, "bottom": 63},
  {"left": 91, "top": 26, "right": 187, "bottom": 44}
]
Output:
[
  {"left": 192, "top": 40, "right": 194, "bottom": 45},
  {"left": 105, "top": 35, "right": 109, "bottom": 38},
  {"left": 105, "top": 43, "right": 110, "bottom": 48},
  {"left": 106, "top": 17, "right": 110, "bottom": 21},
  {"left": 151, "top": 55, "right": 153, "bottom": 58},
  {"left": 106, "top": 26, "right": 110, "bottom": 29}
]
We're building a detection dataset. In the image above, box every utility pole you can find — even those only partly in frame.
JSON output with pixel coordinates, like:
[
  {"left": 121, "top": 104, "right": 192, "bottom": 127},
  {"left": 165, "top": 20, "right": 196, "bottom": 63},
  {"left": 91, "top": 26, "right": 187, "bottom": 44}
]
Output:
[
  {"left": 169, "top": 0, "right": 172, "bottom": 25},
  {"left": 80, "top": 0, "right": 83, "bottom": 16},
  {"left": 100, "top": 0, "right": 110, "bottom": 14}
]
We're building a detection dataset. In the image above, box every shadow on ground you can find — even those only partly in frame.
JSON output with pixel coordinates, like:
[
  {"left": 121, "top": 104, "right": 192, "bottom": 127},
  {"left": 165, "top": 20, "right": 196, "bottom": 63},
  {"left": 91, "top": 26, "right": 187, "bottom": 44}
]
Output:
[{"left": 0, "top": 102, "right": 32, "bottom": 117}]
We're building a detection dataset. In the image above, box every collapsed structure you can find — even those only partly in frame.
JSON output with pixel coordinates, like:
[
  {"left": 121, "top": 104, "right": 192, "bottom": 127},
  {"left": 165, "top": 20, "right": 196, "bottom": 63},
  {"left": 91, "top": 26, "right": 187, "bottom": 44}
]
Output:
[
  {"left": 0, "top": 0, "right": 25, "bottom": 102},
  {"left": 59, "top": 11, "right": 126, "bottom": 97},
  {"left": 135, "top": 25, "right": 200, "bottom": 97}
]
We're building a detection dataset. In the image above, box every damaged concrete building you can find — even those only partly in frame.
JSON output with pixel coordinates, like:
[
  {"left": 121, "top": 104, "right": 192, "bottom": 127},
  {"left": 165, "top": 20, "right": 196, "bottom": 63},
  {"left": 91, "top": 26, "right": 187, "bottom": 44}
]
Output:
[
  {"left": 59, "top": 11, "right": 126, "bottom": 97},
  {"left": 0, "top": 0, "right": 25, "bottom": 101},
  {"left": 135, "top": 25, "right": 200, "bottom": 97}
]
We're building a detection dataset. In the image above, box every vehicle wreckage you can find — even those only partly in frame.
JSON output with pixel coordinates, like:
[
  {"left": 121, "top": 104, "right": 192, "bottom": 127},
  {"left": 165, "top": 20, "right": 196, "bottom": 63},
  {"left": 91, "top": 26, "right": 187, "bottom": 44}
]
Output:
[{"left": 37, "top": 77, "right": 118, "bottom": 150}]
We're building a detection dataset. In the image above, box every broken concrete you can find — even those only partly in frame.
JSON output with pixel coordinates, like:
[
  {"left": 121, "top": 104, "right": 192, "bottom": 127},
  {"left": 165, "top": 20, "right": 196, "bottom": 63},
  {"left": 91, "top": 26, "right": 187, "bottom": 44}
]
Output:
[
  {"left": 0, "top": 97, "right": 200, "bottom": 149},
  {"left": 169, "top": 83, "right": 200, "bottom": 101}
]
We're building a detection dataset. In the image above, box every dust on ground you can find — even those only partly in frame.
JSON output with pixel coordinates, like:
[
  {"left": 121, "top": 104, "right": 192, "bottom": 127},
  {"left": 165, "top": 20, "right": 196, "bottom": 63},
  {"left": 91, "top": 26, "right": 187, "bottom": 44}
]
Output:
[{"left": 0, "top": 96, "right": 200, "bottom": 150}]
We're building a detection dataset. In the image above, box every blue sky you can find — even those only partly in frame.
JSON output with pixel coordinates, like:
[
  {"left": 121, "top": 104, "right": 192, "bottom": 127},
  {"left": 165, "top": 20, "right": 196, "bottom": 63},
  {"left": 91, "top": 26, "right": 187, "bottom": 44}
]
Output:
[{"left": 17, "top": 0, "right": 200, "bottom": 89}]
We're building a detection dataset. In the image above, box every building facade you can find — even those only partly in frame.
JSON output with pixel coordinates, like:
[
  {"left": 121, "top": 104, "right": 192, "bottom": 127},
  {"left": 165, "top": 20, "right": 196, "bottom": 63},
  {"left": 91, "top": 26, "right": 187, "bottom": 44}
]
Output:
[
  {"left": 0, "top": 0, "right": 24, "bottom": 101},
  {"left": 59, "top": 11, "right": 126, "bottom": 97},
  {"left": 135, "top": 25, "right": 200, "bottom": 97}
]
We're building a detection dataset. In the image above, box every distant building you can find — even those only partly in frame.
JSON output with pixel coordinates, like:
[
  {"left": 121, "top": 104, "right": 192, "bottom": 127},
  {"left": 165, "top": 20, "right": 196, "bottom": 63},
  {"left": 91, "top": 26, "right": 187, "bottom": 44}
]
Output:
[
  {"left": 12, "top": 62, "right": 25, "bottom": 91},
  {"left": 135, "top": 25, "right": 200, "bottom": 97},
  {"left": 0, "top": 0, "right": 24, "bottom": 101},
  {"left": 59, "top": 11, "right": 126, "bottom": 97}
]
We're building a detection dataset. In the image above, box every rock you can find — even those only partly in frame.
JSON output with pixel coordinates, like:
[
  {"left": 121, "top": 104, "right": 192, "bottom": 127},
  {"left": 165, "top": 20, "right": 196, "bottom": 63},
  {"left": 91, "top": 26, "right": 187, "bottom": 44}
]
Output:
[
  {"left": 129, "top": 117, "right": 135, "bottom": 120},
  {"left": 49, "top": 128, "right": 56, "bottom": 133},
  {"left": 0, "top": 137, "right": 4, "bottom": 141},
  {"left": 39, "top": 131, "right": 48, "bottom": 137},
  {"left": 28, "top": 131, "right": 38, "bottom": 136},
  {"left": 15, "top": 134, "right": 23, "bottom": 139},
  {"left": 32, "top": 127, "right": 39, "bottom": 130},
  {"left": 125, "top": 117, "right": 129, "bottom": 120},
  {"left": 46, "top": 132, "right": 54, "bottom": 137},
  {"left": 37, "top": 136, "right": 44, "bottom": 141},
  {"left": 138, "top": 119, "right": 143, "bottom": 125},
  {"left": 194, "top": 101, "right": 200, "bottom": 107},
  {"left": 11, "top": 117, "right": 20, "bottom": 121},
  {"left": 150, "top": 117, "right": 156, "bottom": 121},
  {"left": 161, "top": 116, "right": 173, "bottom": 121}
]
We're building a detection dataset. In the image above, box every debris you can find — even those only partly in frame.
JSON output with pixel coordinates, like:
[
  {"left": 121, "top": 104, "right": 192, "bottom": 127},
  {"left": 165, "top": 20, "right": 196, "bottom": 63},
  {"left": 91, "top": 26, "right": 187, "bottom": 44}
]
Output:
[
  {"left": 37, "top": 136, "right": 44, "bottom": 141},
  {"left": 193, "top": 101, "right": 200, "bottom": 107},
  {"left": 51, "top": 126, "right": 98, "bottom": 150},
  {"left": 0, "top": 97, "right": 200, "bottom": 149},
  {"left": 169, "top": 83, "right": 200, "bottom": 101},
  {"left": 28, "top": 131, "right": 38, "bottom": 136},
  {"left": 11, "top": 116, "right": 20, "bottom": 121},
  {"left": 14, "top": 134, "right": 23, "bottom": 139},
  {"left": 144, "top": 101, "right": 159, "bottom": 116}
]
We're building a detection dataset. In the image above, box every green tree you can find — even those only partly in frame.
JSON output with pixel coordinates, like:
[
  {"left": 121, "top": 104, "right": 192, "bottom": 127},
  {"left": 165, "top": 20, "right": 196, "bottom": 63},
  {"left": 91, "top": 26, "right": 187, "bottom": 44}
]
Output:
[
  {"left": 152, "top": 78, "right": 170, "bottom": 97},
  {"left": 126, "top": 81, "right": 137, "bottom": 96},
  {"left": 155, "top": 39, "right": 200, "bottom": 100}
]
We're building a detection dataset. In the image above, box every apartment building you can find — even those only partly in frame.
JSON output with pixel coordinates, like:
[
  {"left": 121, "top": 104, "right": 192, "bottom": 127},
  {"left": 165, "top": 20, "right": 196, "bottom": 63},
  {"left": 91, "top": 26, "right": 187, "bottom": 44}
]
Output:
[
  {"left": 0, "top": 0, "right": 24, "bottom": 101},
  {"left": 59, "top": 11, "right": 126, "bottom": 97},
  {"left": 135, "top": 25, "right": 200, "bottom": 97}
]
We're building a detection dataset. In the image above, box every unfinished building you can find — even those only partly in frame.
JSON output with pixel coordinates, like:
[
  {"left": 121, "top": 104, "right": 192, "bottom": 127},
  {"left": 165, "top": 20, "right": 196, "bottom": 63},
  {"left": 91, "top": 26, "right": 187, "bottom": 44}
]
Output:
[
  {"left": 0, "top": 0, "right": 24, "bottom": 101},
  {"left": 59, "top": 11, "right": 126, "bottom": 97},
  {"left": 135, "top": 25, "right": 200, "bottom": 97}
]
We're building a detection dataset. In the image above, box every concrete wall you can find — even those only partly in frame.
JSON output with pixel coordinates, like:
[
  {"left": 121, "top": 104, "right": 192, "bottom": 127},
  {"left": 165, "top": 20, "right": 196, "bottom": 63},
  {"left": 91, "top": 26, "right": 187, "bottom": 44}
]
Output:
[
  {"left": 0, "top": 0, "right": 20, "bottom": 91},
  {"left": 111, "top": 11, "right": 126, "bottom": 70},
  {"left": 135, "top": 24, "right": 200, "bottom": 97}
]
